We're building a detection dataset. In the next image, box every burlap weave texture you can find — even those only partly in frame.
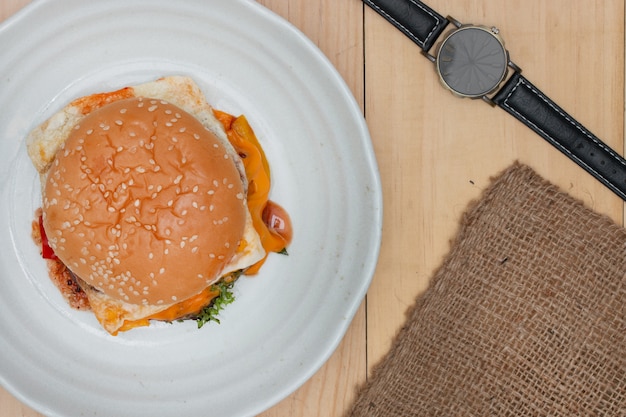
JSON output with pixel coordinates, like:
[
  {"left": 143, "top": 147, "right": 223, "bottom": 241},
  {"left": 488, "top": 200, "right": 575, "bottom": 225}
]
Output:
[{"left": 350, "top": 163, "right": 626, "bottom": 416}]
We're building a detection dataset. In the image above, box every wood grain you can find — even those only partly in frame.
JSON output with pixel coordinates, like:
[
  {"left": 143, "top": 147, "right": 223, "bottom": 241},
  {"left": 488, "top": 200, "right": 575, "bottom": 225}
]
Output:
[{"left": 0, "top": 1, "right": 623, "bottom": 416}]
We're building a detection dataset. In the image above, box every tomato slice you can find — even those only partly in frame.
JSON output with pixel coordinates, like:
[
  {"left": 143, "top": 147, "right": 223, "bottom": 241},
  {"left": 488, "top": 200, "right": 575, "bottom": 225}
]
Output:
[{"left": 38, "top": 215, "right": 57, "bottom": 260}]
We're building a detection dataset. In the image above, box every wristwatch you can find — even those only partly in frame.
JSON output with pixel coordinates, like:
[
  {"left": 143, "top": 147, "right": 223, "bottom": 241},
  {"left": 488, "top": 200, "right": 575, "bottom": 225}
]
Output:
[{"left": 363, "top": 0, "right": 626, "bottom": 201}]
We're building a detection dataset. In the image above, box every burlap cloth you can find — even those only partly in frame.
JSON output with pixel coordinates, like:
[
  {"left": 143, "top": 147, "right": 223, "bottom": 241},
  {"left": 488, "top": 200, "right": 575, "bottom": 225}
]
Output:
[{"left": 349, "top": 163, "right": 626, "bottom": 416}]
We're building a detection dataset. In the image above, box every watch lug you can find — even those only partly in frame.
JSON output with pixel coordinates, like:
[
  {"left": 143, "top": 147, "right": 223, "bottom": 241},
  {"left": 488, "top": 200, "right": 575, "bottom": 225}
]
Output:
[
  {"left": 483, "top": 61, "right": 522, "bottom": 107},
  {"left": 446, "top": 16, "right": 462, "bottom": 28},
  {"left": 421, "top": 50, "right": 436, "bottom": 62},
  {"left": 422, "top": 16, "right": 461, "bottom": 62},
  {"left": 508, "top": 60, "right": 522, "bottom": 74}
]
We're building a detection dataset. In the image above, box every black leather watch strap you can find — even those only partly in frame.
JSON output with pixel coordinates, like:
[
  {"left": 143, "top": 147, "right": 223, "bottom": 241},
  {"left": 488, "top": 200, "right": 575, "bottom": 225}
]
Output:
[
  {"left": 493, "top": 72, "right": 626, "bottom": 200},
  {"left": 363, "top": 0, "right": 449, "bottom": 52}
]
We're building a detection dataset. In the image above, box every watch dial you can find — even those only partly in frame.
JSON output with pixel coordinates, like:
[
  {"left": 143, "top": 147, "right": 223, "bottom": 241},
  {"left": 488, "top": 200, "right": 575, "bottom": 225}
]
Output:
[{"left": 437, "top": 27, "right": 507, "bottom": 97}]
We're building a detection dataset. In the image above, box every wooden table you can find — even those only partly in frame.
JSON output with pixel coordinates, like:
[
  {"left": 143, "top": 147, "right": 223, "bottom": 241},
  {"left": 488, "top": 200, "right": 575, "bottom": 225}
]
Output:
[{"left": 1, "top": 1, "right": 624, "bottom": 416}]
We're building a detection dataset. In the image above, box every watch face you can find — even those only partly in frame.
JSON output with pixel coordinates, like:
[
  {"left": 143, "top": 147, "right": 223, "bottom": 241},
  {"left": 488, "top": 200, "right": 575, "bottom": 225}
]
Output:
[{"left": 436, "top": 26, "right": 508, "bottom": 98}]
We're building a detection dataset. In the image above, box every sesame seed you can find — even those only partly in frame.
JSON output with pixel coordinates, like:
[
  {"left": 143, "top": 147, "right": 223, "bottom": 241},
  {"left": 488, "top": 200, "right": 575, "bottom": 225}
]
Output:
[
  {"left": 120, "top": 108, "right": 127, "bottom": 114},
  {"left": 115, "top": 120, "right": 123, "bottom": 126},
  {"left": 148, "top": 105, "right": 158, "bottom": 112},
  {"left": 159, "top": 267, "right": 165, "bottom": 274}
]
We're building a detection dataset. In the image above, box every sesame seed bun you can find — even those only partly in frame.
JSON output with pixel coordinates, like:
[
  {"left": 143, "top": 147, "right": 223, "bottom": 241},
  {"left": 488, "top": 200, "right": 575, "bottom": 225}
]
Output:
[{"left": 42, "top": 96, "right": 247, "bottom": 306}]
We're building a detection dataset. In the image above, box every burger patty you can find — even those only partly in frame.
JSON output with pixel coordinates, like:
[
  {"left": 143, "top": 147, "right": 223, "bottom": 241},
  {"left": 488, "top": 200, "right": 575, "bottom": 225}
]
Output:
[{"left": 31, "top": 211, "right": 90, "bottom": 310}]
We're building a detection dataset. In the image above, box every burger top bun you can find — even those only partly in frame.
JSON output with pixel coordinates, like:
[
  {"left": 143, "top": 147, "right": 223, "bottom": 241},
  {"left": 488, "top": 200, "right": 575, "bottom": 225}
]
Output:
[{"left": 42, "top": 96, "right": 247, "bottom": 306}]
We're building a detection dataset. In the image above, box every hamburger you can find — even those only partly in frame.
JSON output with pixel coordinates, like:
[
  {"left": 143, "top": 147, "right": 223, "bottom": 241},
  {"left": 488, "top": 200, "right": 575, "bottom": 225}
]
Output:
[{"left": 27, "top": 76, "right": 291, "bottom": 335}]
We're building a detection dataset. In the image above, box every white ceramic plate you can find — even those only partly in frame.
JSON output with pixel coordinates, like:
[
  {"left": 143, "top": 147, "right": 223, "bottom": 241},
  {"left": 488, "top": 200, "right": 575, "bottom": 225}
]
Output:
[{"left": 0, "top": 1, "right": 382, "bottom": 416}]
